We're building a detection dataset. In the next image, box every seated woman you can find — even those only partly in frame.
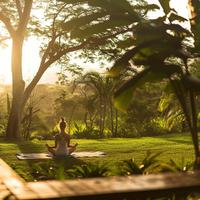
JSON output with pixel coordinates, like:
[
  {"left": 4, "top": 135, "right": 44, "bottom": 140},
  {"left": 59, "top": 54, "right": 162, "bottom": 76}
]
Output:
[{"left": 46, "top": 118, "right": 78, "bottom": 157}]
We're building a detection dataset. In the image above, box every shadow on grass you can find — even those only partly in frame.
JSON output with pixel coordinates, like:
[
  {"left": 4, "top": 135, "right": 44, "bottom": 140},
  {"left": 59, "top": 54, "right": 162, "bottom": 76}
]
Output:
[{"left": 161, "top": 138, "right": 192, "bottom": 145}]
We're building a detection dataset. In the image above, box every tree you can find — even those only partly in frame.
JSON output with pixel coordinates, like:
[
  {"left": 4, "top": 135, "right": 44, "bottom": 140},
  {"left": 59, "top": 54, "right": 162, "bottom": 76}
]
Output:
[
  {"left": 1, "top": 0, "right": 135, "bottom": 140},
  {"left": 58, "top": 0, "right": 162, "bottom": 138},
  {"left": 54, "top": 90, "right": 79, "bottom": 134},
  {"left": 76, "top": 86, "right": 98, "bottom": 132},
  {"left": 108, "top": 0, "right": 200, "bottom": 168},
  {"left": 74, "top": 71, "right": 120, "bottom": 137},
  {"left": 21, "top": 91, "right": 45, "bottom": 140}
]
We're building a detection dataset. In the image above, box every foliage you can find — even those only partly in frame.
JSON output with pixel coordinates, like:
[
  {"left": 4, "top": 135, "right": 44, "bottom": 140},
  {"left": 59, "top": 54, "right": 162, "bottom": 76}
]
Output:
[
  {"left": 159, "top": 158, "right": 193, "bottom": 173},
  {"left": 122, "top": 152, "right": 193, "bottom": 176},
  {"left": 158, "top": 92, "right": 185, "bottom": 133},
  {"left": 0, "top": 134, "right": 195, "bottom": 181},
  {"left": 143, "top": 118, "right": 169, "bottom": 136},
  {"left": 66, "top": 163, "right": 110, "bottom": 178},
  {"left": 97, "top": 0, "right": 200, "bottom": 166},
  {"left": 30, "top": 162, "right": 59, "bottom": 181},
  {"left": 72, "top": 71, "right": 120, "bottom": 137},
  {"left": 72, "top": 122, "right": 101, "bottom": 139},
  {"left": 121, "top": 151, "right": 162, "bottom": 175}
]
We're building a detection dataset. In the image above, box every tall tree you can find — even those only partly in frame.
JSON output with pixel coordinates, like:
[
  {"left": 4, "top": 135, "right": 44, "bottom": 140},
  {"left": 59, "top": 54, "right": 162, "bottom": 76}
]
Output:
[
  {"left": 74, "top": 72, "right": 119, "bottom": 137},
  {"left": 1, "top": 0, "right": 138, "bottom": 140},
  {"left": 0, "top": 0, "right": 33, "bottom": 139}
]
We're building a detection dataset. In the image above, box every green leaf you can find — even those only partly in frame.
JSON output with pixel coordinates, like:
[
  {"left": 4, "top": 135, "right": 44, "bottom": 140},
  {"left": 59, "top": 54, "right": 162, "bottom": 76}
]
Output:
[
  {"left": 158, "top": 94, "right": 173, "bottom": 112},
  {"left": 158, "top": 0, "right": 171, "bottom": 15},
  {"left": 107, "top": 0, "right": 138, "bottom": 16},
  {"left": 133, "top": 4, "right": 160, "bottom": 11},
  {"left": 168, "top": 12, "right": 187, "bottom": 22},
  {"left": 62, "top": 12, "right": 107, "bottom": 31},
  {"left": 113, "top": 69, "right": 167, "bottom": 112},
  {"left": 71, "top": 19, "right": 133, "bottom": 39},
  {"left": 151, "top": 64, "right": 183, "bottom": 76},
  {"left": 116, "top": 38, "right": 135, "bottom": 49},
  {"left": 108, "top": 45, "right": 139, "bottom": 77}
]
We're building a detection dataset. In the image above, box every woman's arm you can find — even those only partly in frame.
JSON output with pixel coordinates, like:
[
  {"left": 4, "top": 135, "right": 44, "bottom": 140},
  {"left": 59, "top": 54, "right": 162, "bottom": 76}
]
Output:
[
  {"left": 66, "top": 135, "right": 78, "bottom": 148},
  {"left": 66, "top": 134, "right": 73, "bottom": 147}
]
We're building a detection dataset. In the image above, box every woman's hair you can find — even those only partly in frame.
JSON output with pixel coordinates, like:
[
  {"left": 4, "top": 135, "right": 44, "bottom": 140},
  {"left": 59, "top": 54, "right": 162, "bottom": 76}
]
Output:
[{"left": 59, "top": 117, "right": 66, "bottom": 130}]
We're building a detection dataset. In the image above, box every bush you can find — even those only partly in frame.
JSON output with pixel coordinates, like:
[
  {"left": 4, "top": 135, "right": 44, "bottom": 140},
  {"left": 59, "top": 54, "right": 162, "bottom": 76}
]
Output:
[
  {"left": 72, "top": 128, "right": 101, "bottom": 139},
  {"left": 121, "top": 151, "right": 162, "bottom": 175},
  {"left": 141, "top": 119, "right": 169, "bottom": 136},
  {"left": 72, "top": 122, "right": 102, "bottom": 139},
  {"left": 66, "top": 163, "right": 110, "bottom": 178},
  {"left": 30, "top": 130, "right": 56, "bottom": 140}
]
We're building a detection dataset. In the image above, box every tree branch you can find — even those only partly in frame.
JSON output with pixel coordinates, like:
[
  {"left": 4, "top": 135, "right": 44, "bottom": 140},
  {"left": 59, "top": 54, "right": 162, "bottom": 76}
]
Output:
[
  {"left": 0, "top": 13, "right": 15, "bottom": 37},
  {"left": 15, "top": 0, "right": 23, "bottom": 20},
  {"left": 0, "top": 36, "right": 11, "bottom": 42},
  {"left": 23, "top": 27, "right": 131, "bottom": 107},
  {"left": 18, "top": 0, "right": 33, "bottom": 35}
]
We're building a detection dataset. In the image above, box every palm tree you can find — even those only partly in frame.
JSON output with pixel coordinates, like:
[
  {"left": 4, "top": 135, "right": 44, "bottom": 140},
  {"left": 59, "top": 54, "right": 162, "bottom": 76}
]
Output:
[{"left": 75, "top": 72, "right": 119, "bottom": 137}]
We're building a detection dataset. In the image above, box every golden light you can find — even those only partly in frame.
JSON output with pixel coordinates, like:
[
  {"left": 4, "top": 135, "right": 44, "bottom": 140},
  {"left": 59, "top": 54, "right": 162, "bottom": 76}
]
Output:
[
  {"left": 0, "top": 38, "right": 58, "bottom": 84},
  {"left": 0, "top": 0, "right": 190, "bottom": 85}
]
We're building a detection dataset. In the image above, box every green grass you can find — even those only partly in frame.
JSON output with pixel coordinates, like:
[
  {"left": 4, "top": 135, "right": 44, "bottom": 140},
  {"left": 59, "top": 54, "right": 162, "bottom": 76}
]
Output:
[{"left": 0, "top": 133, "right": 195, "bottom": 181}]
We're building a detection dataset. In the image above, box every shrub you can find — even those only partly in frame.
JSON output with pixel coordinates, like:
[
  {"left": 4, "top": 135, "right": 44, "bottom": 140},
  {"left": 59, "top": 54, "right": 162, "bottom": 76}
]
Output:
[
  {"left": 142, "top": 119, "right": 169, "bottom": 136},
  {"left": 30, "top": 130, "right": 56, "bottom": 140},
  {"left": 72, "top": 128, "right": 101, "bottom": 139},
  {"left": 158, "top": 158, "right": 193, "bottom": 173},
  {"left": 121, "top": 151, "right": 162, "bottom": 175},
  {"left": 72, "top": 122, "right": 102, "bottom": 139},
  {"left": 66, "top": 163, "right": 110, "bottom": 178}
]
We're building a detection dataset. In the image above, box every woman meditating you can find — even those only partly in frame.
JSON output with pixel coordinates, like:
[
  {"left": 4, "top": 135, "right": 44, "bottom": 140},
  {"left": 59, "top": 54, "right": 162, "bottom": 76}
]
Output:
[{"left": 46, "top": 118, "right": 78, "bottom": 157}]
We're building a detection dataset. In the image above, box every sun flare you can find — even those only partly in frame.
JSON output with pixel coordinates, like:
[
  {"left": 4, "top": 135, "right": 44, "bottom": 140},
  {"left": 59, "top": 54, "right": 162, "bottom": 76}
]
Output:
[
  {"left": 0, "top": 38, "right": 59, "bottom": 84},
  {"left": 0, "top": 0, "right": 189, "bottom": 85}
]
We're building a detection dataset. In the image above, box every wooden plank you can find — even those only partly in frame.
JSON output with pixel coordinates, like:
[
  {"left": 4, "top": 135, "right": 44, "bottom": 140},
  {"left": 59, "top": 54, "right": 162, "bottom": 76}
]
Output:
[
  {"left": 0, "top": 182, "right": 7, "bottom": 191},
  {"left": 0, "top": 159, "right": 39, "bottom": 200},
  {"left": 26, "top": 172, "right": 200, "bottom": 199},
  {"left": 47, "top": 180, "right": 76, "bottom": 196},
  {"left": 0, "top": 190, "right": 11, "bottom": 200},
  {"left": 4, "top": 178, "right": 39, "bottom": 200},
  {"left": 0, "top": 159, "right": 24, "bottom": 181},
  {"left": 1, "top": 157, "right": 200, "bottom": 199},
  {"left": 28, "top": 182, "right": 60, "bottom": 199},
  {"left": 63, "top": 179, "right": 98, "bottom": 195}
]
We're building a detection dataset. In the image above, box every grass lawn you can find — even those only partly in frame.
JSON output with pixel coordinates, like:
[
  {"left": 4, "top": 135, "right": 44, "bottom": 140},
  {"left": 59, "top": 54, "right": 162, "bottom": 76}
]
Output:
[{"left": 0, "top": 133, "right": 195, "bottom": 181}]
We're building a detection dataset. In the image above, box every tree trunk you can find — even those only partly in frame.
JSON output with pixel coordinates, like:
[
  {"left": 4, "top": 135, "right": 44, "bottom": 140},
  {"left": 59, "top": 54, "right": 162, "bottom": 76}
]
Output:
[
  {"left": 6, "top": 36, "right": 25, "bottom": 140},
  {"left": 114, "top": 109, "right": 118, "bottom": 137},
  {"left": 110, "top": 101, "right": 114, "bottom": 137}
]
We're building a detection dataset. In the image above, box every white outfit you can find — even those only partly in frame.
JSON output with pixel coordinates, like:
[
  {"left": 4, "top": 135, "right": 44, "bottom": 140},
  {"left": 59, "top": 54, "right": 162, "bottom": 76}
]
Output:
[{"left": 54, "top": 134, "right": 69, "bottom": 156}]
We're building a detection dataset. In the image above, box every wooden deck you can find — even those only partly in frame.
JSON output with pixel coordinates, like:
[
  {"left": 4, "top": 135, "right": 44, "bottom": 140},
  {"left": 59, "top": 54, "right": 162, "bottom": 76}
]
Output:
[{"left": 1, "top": 158, "right": 200, "bottom": 200}]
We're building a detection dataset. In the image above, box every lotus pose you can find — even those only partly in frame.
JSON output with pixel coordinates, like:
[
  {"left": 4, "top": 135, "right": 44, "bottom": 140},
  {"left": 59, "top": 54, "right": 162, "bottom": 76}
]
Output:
[{"left": 46, "top": 118, "right": 78, "bottom": 156}]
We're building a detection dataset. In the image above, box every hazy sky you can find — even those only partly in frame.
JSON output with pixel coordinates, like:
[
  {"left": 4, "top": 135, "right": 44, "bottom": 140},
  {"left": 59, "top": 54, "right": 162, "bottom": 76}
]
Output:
[{"left": 0, "top": 0, "right": 189, "bottom": 84}]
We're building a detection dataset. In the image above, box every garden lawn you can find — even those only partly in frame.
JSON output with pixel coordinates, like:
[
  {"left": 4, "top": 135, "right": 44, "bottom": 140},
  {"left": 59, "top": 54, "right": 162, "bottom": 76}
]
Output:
[{"left": 0, "top": 133, "right": 195, "bottom": 181}]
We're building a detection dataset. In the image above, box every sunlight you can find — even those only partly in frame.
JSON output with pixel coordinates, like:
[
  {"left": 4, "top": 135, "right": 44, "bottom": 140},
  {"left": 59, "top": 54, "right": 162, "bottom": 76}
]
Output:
[
  {"left": 0, "top": 38, "right": 58, "bottom": 84},
  {"left": 148, "top": 0, "right": 189, "bottom": 22},
  {"left": 0, "top": 0, "right": 190, "bottom": 85},
  {"left": 0, "top": 41, "right": 11, "bottom": 84},
  {"left": 1, "top": 1, "right": 200, "bottom": 198}
]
